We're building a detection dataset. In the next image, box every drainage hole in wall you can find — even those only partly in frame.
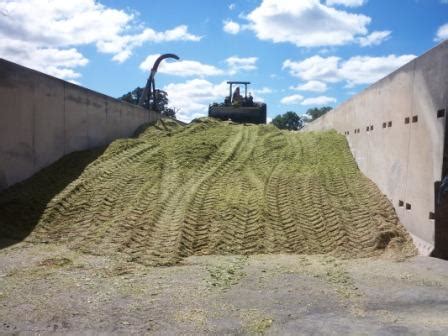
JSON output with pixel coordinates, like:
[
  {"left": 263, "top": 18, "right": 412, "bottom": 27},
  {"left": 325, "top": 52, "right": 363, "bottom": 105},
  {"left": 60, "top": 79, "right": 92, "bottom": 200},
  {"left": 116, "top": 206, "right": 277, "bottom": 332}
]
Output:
[
  {"left": 437, "top": 109, "right": 445, "bottom": 118},
  {"left": 382, "top": 122, "right": 387, "bottom": 128},
  {"left": 370, "top": 125, "right": 374, "bottom": 131},
  {"left": 429, "top": 212, "right": 435, "bottom": 220},
  {"left": 405, "top": 203, "right": 411, "bottom": 210},
  {"left": 404, "top": 117, "right": 410, "bottom": 124},
  {"left": 366, "top": 126, "right": 369, "bottom": 132},
  {"left": 398, "top": 200, "right": 404, "bottom": 207},
  {"left": 388, "top": 121, "right": 392, "bottom": 127},
  {"left": 412, "top": 115, "right": 418, "bottom": 123}
]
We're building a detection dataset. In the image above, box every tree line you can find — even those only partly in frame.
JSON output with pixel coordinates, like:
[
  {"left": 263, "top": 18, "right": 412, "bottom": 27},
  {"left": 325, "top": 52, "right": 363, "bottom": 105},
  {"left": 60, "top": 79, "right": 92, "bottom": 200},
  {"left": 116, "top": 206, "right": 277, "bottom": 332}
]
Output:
[
  {"left": 119, "top": 87, "right": 177, "bottom": 118},
  {"left": 272, "top": 106, "right": 332, "bottom": 131}
]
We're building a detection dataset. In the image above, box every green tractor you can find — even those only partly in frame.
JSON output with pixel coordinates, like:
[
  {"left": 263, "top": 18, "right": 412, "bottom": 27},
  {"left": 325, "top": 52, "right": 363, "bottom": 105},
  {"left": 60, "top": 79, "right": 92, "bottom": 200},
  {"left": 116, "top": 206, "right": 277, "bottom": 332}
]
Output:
[{"left": 208, "top": 81, "right": 267, "bottom": 124}]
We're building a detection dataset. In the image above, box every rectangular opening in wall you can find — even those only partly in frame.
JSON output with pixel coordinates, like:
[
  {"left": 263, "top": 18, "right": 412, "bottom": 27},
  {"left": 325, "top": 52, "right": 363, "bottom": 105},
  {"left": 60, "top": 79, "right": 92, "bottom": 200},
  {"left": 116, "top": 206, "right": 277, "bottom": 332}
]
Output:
[
  {"left": 405, "top": 117, "right": 410, "bottom": 124},
  {"left": 412, "top": 115, "right": 418, "bottom": 123},
  {"left": 382, "top": 122, "right": 386, "bottom": 128},
  {"left": 437, "top": 109, "right": 445, "bottom": 118},
  {"left": 366, "top": 126, "right": 369, "bottom": 132},
  {"left": 429, "top": 212, "right": 435, "bottom": 220},
  {"left": 370, "top": 125, "right": 374, "bottom": 131},
  {"left": 398, "top": 200, "right": 404, "bottom": 207},
  {"left": 405, "top": 203, "right": 411, "bottom": 210},
  {"left": 388, "top": 121, "right": 392, "bottom": 127}
]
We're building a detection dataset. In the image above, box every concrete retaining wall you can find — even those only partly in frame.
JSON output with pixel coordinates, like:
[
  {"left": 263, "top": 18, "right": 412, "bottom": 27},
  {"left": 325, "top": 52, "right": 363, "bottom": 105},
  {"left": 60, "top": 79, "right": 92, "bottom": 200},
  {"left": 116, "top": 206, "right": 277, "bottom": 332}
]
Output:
[
  {"left": 304, "top": 41, "right": 448, "bottom": 256},
  {"left": 0, "top": 59, "right": 159, "bottom": 191}
]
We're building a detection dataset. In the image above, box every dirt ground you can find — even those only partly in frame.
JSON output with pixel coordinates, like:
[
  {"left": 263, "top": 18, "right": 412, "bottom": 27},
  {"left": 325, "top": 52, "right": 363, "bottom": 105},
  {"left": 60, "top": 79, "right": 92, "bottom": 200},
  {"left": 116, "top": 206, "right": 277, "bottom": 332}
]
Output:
[{"left": 1, "top": 241, "right": 447, "bottom": 335}]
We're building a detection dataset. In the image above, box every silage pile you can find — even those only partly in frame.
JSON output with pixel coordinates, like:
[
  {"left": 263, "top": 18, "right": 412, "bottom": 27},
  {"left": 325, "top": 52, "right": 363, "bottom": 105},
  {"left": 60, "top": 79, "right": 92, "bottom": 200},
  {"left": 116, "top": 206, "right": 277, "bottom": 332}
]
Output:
[{"left": 0, "top": 118, "right": 415, "bottom": 265}]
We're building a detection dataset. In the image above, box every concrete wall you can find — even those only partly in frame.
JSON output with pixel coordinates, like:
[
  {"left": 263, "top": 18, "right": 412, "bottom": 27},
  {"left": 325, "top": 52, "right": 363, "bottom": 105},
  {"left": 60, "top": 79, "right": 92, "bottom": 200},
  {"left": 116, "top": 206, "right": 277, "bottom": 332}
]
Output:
[
  {"left": 0, "top": 59, "right": 159, "bottom": 191},
  {"left": 304, "top": 41, "right": 448, "bottom": 256}
]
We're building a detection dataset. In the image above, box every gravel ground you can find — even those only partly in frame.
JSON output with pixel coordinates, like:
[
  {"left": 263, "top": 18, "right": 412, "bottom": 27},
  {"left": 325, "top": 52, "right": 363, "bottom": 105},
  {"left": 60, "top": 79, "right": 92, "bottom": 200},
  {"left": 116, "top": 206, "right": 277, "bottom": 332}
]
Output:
[{"left": 0, "top": 241, "right": 447, "bottom": 335}]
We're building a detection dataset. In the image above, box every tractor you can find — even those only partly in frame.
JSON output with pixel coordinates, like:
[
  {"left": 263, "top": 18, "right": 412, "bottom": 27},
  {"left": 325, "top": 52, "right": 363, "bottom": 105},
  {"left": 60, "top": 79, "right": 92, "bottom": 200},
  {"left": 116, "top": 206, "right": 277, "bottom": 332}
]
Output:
[{"left": 208, "top": 81, "right": 267, "bottom": 124}]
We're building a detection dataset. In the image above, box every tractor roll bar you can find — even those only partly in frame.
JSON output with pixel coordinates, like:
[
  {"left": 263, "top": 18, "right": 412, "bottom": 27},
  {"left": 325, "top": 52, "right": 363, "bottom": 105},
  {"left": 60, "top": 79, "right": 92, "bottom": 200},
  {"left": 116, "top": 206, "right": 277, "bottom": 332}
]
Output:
[{"left": 227, "top": 81, "right": 251, "bottom": 99}]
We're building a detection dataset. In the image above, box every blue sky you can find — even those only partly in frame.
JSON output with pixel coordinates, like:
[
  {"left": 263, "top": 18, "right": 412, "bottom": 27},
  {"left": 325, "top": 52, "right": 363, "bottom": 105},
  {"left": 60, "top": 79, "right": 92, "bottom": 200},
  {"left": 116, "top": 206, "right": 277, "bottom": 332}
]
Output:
[{"left": 1, "top": 0, "right": 447, "bottom": 122}]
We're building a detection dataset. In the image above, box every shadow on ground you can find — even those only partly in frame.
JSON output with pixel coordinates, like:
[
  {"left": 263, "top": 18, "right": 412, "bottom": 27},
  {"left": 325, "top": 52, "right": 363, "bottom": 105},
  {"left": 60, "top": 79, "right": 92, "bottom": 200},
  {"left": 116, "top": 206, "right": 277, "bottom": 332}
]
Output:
[{"left": 0, "top": 147, "right": 105, "bottom": 250}]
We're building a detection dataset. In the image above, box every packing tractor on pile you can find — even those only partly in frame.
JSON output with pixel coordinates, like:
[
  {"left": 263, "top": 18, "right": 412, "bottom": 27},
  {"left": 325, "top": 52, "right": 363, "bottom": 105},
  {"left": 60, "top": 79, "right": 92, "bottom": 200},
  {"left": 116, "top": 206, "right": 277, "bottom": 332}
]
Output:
[{"left": 208, "top": 81, "right": 267, "bottom": 124}]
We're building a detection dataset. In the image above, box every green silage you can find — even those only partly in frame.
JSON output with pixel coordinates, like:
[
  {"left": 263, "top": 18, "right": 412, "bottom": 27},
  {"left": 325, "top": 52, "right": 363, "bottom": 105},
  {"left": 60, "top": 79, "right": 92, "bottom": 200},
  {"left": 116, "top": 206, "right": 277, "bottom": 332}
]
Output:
[{"left": 0, "top": 118, "right": 416, "bottom": 264}]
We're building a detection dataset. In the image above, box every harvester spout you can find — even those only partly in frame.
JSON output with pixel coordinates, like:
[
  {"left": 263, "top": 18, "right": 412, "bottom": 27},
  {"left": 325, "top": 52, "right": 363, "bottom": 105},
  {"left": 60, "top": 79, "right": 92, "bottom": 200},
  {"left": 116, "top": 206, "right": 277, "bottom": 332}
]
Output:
[{"left": 139, "top": 53, "right": 180, "bottom": 110}]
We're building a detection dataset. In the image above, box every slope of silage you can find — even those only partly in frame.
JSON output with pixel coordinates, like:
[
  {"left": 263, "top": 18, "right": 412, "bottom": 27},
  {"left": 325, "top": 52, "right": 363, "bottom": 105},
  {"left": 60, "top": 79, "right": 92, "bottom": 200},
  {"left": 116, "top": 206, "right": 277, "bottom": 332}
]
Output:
[{"left": 0, "top": 118, "right": 415, "bottom": 265}]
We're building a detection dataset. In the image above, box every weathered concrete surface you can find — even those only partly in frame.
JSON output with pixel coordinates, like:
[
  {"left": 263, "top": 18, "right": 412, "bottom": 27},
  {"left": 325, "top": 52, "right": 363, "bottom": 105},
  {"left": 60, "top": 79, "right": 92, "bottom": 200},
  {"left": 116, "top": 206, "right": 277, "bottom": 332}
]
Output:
[
  {"left": 1, "top": 242, "right": 448, "bottom": 335},
  {"left": 0, "top": 59, "right": 158, "bottom": 191},
  {"left": 304, "top": 41, "right": 448, "bottom": 257}
]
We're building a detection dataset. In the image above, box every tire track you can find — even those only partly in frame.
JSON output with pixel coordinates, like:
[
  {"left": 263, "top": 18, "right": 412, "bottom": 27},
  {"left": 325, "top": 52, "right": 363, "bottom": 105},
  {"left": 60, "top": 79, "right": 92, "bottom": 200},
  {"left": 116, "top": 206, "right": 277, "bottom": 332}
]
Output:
[{"left": 0, "top": 119, "right": 415, "bottom": 265}]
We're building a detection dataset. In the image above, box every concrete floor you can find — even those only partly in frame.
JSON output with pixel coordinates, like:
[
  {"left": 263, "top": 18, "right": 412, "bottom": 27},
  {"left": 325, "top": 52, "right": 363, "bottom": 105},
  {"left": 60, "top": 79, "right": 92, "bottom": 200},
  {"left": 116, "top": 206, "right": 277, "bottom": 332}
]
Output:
[{"left": 1, "top": 241, "right": 448, "bottom": 335}]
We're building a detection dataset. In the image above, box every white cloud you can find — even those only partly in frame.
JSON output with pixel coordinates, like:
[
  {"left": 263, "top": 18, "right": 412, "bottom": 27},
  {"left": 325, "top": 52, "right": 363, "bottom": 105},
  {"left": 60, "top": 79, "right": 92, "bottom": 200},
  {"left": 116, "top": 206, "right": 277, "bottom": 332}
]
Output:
[
  {"left": 301, "top": 96, "right": 336, "bottom": 106},
  {"left": 0, "top": 38, "right": 88, "bottom": 81},
  {"left": 140, "top": 54, "right": 224, "bottom": 77},
  {"left": 283, "top": 56, "right": 341, "bottom": 83},
  {"left": 97, "top": 25, "right": 201, "bottom": 64},
  {"left": 283, "top": 54, "right": 416, "bottom": 87},
  {"left": 226, "top": 56, "right": 258, "bottom": 74},
  {"left": 280, "top": 94, "right": 304, "bottom": 105},
  {"left": 435, "top": 23, "right": 448, "bottom": 42},
  {"left": 326, "top": 0, "right": 366, "bottom": 7},
  {"left": 223, "top": 20, "right": 241, "bottom": 34},
  {"left": 291, "top": 80, "right": 327, "bottom": 92},
  {"left": 358, "top": 30, "right": 391, "bottom": 46},
  {"left": 163, "top": 79, "right": 229, "bottom": 122},
  {"left": 245, "top": 0, "right": 372, "bottom": 47},
  {"left": 251, "top": 87, "right": 272, "bottom": 103},
  {"left": 339, "top": 55, "right": 416, "bottom": 86},
  {"left": 229, "top": 3, "right": 236, "bottom": 10},
  {"left": 0, "top": 0, "right": 200, "bottom": 80},
  {"left": 139, "top": 55, "right": 259, "bottom": 78}
]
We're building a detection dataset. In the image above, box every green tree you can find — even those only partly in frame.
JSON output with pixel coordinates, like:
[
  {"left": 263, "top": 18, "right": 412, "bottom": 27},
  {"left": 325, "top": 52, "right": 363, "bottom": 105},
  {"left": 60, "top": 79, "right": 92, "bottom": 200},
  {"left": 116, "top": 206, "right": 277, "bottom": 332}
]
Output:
[
  {"left": 119, "top": 87, "right": 143, "bottom": 105},
  {"left": 162, "top": 107, "right": 177, "bottom": 118},
  {"left": 153, "top": 89, "right": 168, "bottom": 112},
  {"left": 272, "top": 111, "right": 303, "bottom": 130},
  {"left": 119, "top": 87, "right": 170, "bottom": 113},
  {"left": 306, "top": 106, "right": 333, "bottom": 121}
]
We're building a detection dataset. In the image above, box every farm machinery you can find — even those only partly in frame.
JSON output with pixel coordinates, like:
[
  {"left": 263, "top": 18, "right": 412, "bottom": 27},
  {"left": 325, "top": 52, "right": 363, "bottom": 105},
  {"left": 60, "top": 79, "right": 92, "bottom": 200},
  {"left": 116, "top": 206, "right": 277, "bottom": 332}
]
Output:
[{"left": 208, "top": 81, "right": 267, "bottom": 124}]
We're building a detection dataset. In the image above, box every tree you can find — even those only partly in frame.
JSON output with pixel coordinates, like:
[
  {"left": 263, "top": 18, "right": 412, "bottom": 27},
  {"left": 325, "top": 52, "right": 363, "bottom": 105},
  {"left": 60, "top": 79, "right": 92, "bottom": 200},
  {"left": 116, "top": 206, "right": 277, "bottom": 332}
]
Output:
[
  {"left": 153, "top": 89, "right": 168, "bottom": 112},
  {"left": 161, "top": 107, "right": 178, "bottom": 118},
  {"left": 119, "top": 87, "right": 170, "bottom": 113},
  {"left": 272, "top": 111, "right": 303, "bottom": 131},
  {"left": 306, "top": 106, "right": 333, "bottom": 121},
  {"left": 119, "top": 87, "right": 143, "bottom": 105}
]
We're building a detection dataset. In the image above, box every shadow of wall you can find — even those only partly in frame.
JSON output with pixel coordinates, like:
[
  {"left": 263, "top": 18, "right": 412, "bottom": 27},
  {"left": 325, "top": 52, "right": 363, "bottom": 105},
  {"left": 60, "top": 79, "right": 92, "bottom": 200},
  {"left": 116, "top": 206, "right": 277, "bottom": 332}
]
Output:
[
  {"left": 432, "top": 193, "right": 448, "bottom": 259},
  {"left": 0, "top": 147, "right": 105, "bottom": 250}
]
